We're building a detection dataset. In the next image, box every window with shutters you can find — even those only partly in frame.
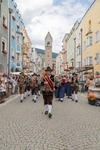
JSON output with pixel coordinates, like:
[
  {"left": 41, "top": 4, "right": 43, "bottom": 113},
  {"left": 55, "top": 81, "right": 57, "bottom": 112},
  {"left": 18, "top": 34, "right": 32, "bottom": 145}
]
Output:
[
  {"left": 95, "top": 53, "right": 99, "bottom": 64},
  {"left": 95, "top": 31, "right": 99, "bottom": 43},
  {"left": 1, "top": 38, "right": 7, "bottom": 53},
  {"left": 87, "top": 37, "right": 92, "bottom": 46}
]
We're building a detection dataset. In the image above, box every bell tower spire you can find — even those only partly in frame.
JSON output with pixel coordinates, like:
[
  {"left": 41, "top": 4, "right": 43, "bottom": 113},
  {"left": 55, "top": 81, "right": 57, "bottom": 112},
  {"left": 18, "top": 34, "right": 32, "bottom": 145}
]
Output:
[{"left": 45, "top": 32, "right": 53, "bottom": 68}]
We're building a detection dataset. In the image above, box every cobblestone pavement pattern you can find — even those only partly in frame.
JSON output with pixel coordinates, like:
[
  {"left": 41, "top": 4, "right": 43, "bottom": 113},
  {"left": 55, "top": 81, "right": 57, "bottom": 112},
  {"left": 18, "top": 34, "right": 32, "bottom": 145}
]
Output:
[{"left": 0, "top": 93, "right": 100, "bottom": 150}]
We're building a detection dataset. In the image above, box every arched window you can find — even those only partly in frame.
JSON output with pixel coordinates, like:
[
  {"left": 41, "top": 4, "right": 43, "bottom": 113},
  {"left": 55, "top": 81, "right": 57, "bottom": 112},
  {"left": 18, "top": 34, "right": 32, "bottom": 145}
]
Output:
[{"left": 47, "top": 42, "right": 50, "bottom": 46}]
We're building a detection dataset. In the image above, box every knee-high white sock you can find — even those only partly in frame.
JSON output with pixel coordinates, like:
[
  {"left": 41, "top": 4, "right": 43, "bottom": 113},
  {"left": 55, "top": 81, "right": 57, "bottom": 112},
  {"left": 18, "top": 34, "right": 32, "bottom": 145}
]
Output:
[
  {"left": 33, "top": 94, "right": 35, "bottom": 99},
  {"left": 45, "top": 105, "right": 48, "bottom": 112},
  {"left": 38, "top": 90, "right": 41, "bottom": 95},
  {"left": 28, "top": 91, "right": 30, "bottom": 95},
  {"left": 72, "top": 94, "right": 75, "bottom": 100},
  {"left": 21, "top": 94, "right": 24, "bottom": 100},
  {"left": 75, "top": 94, "right": 78, "bottom": 100},
  {"left": 34, "top": 95, "right": 37, "bottom": 101},
  {"left": 24, "top": 92, "right": 26, "bottom": 98},
  {"left": 48, "top": 105, "right": 52, "bottom": 114},
  {"left": 60, "top": 98, "right": 63, "bottom": 101}
]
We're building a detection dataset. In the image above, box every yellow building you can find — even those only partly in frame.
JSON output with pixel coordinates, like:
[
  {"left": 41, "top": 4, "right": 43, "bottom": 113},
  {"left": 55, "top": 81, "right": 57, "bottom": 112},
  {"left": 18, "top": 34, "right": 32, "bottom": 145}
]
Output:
[
  {"left": 22, "top": 26, "right": 33, "bottom": 73},
  {"left": 80, "top": 0, "right": 100, "bottom": 78}
]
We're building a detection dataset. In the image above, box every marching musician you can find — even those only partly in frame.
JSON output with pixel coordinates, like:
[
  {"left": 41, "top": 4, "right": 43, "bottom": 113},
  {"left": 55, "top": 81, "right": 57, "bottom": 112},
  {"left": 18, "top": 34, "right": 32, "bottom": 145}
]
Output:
[
  {"left": 26, "top": 76, "right": 31, "bottom": 97},
  {"left": 18, "top": 72, "right": 25, "bottom": 103},
  {"left": 58, "top": 75, "right": 66, "bottom": 102},
  {"left": 31, "top": 73, "right": 38, "bottom": 103},
  {"left": 37, "top": 74, "right": 41, "bottom": 96},
  {"left": 24, "top": 75, "right": 27, "bottom": 99},
  {"left": 41, "top": 66, "right": 55, "bottom": 118},
  {"left": 71, "top": 72, "right": 79, "bottom": 102},
  {"left": 55, "top": 75, "right": 65, "bottom": 102},
  {"left": 65, "top": 76, "right": 72, "bottom": 99},
  {"left": 55, "top": 75, "right": 61, "bottom": 99}
]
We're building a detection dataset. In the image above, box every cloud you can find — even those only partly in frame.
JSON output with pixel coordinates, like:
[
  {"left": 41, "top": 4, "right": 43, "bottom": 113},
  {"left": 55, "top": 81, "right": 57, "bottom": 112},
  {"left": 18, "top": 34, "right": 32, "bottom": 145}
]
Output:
[{"left": 15, "top": 0, "right": 94, "bottom": 53}]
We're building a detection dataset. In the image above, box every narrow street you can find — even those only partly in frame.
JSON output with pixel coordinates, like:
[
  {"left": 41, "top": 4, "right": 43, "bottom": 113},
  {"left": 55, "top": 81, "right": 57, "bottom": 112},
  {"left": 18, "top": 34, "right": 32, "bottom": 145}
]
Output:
[{"left": 0, "top": 93, "right": 100, "bottom": 150}]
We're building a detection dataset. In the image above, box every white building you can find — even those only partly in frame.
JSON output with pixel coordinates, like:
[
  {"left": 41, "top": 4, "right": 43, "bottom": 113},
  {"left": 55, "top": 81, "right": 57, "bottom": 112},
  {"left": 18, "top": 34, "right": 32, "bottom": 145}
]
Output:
[
  {"left": 56, "top": 52, "right": 63, "bottom": 75},
  {"left": 31, "top": 47, "right": 43, "bottom": 73}
]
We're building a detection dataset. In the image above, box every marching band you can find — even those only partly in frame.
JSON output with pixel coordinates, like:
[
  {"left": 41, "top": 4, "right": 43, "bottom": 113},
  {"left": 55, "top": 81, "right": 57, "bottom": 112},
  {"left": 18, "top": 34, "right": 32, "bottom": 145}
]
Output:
[{"left": 17, "top": 66, "right": 79, "bottom": 118}]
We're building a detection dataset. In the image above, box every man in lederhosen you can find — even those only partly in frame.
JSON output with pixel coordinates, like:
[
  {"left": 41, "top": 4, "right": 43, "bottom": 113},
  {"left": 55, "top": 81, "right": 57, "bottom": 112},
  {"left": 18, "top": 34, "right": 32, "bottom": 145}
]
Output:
[
  {"left": 71, "top": 72, "right": 79, "bottom": 102},
  {"left": 31, "top": 73, "right": 38, "bottom": 103},
  {"left": 24, "top": 75, "right": 27, "bottom": 99},
  {"left": 25, "top": 76, "right": 31, "bottom": 97},
  {"left": 18, "top": 72, "right": 25, "bottom": 103},
  {"left": 41, "top": 66, "right": 54, "bottom": 118},
  {"left": 37, "top": 74, "right": 41, "bottom": 96}
]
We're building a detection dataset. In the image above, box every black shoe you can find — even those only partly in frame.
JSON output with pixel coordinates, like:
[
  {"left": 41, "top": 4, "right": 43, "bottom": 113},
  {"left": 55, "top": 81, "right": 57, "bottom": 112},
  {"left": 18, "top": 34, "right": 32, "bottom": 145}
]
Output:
[
  {"left": 34, "top": 100, "right": 36, "bottom": 103},
  {"left": 20, "top": 100, "right": 23, "bottom": 103},
  {"left": 28, "top": 95, "right": 30, "bottom": 96},
  {"left": 75, "top": 100, "right": 78, "bottom": 103},
  {"left": 60, "top": 100, "right": 63, "bottom": 102},
  {"left": 72, "top": 99, "right": 74, "bottom": 101},
  {"left": 24, "top": 97, "right": 26, "bottom": 99},
  {"left": 45, "top": 111, "right": 48, "bottom": 115},
  {"left": 48, "top": 113, "right": 52, "bottom": 118}
]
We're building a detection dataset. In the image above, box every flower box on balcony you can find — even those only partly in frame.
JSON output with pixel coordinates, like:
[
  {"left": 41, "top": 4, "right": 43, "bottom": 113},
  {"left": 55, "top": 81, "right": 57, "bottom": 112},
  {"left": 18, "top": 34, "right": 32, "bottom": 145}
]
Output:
[
  {"left": 12, "top": 56, "right": 15, "bottom": 59},
  {"left": 69, "top": 66, "right": 74, "bottom": 70},
  {"left": 2, "top": 50, "right": 7, "bottom": 54},
  {"left": 3, "top": 24, "right": 8, "bottom": 30},
  {"left": 12, "top": 35, "right": 15, "bottom": 39},
  {"left": 12, "top": 15, "right": 16, "bottom": 21}
]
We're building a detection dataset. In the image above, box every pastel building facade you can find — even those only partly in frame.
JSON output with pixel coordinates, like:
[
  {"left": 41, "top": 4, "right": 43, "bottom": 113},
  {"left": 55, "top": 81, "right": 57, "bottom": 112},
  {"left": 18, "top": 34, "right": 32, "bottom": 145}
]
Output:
[
  {"left": 62, "top": 34, "right": 68, "bottom": 71},
  {"left": 0, "top": 0, "right": 8, "bottom": 73},
  {"left": 9, "top": 0, "right": 24, "bottom": 73},
  {"left": 66, "top": 21, "right": 79, "bottom": 73},
  {"left": 56, "top": 51, "right": 63, "bottom": 75},
  {"left": 76, "top": 0, "right": 100, "bottom": 80},
  {"left": 22, "top": 27, "right": 33, "bottom": 73}
]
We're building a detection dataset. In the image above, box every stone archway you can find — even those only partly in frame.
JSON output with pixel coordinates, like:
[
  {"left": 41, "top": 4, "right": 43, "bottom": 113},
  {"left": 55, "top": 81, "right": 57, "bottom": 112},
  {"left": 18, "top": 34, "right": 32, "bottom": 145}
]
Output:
[{"left": 0, "top": 64, "right": 4, "bottom": 73}]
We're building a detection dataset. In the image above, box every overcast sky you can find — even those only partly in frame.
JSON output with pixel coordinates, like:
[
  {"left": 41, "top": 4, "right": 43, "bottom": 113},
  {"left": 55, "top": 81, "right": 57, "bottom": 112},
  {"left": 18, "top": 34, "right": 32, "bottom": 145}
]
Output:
[{"left": 15, "top": 0, "right": 94, "bottom": 53}]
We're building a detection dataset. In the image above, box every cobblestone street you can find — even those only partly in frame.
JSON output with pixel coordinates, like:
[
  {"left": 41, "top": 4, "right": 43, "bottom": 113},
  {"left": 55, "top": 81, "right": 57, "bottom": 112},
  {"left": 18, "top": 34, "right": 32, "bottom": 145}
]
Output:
[{"left": 0, "top": 93, "right": 100, "bottom": 150}]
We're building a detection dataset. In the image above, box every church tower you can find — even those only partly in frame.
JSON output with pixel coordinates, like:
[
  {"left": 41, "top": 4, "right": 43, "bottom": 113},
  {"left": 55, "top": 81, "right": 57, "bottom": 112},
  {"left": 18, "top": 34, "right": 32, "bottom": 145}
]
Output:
[{"left": 45, "top": 32, "right": 53, "bottom": 68}]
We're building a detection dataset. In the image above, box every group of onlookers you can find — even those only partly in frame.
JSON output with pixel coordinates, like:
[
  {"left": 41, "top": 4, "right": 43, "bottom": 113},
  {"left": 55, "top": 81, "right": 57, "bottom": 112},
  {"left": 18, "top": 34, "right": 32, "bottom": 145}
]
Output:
[
  {"left": 85, "top": 71, "right": 100, "bottom": 92},
  {"left": 0, "top": 73, "right": 19, "bottom": 103}
]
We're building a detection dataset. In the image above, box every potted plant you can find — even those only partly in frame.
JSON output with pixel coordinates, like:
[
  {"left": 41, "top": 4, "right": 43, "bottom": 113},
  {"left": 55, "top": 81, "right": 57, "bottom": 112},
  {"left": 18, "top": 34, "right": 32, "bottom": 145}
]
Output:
[{"left": 87, "top": 93, "right": 96, "bottom": 105}]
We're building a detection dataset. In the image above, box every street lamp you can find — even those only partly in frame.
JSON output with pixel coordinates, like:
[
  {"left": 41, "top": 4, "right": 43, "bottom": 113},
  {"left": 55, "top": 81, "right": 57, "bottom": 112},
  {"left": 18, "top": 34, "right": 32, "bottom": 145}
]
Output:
[{"left": 8, "top": 8, "right": 13, "bottom": 76}]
